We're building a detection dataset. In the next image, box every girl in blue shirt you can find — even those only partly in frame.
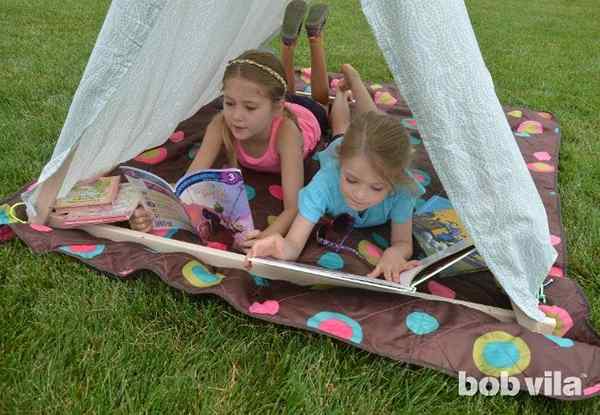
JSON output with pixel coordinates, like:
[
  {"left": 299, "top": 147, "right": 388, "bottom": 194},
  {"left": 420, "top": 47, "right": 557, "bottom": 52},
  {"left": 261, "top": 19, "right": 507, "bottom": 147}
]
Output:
[{"left": 246, "top": 64, "right": 423, "bottom": 282}]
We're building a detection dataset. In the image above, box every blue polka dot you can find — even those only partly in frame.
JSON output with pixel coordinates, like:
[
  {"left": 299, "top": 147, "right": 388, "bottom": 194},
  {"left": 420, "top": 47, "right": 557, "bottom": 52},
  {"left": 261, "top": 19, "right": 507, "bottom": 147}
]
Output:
[
  {"left": 0, "top": 208, "right": 9, "bottom": 225},
  {"left": 245, "top": 185, "right": 256, "bottom": 201},
  {"left": 304, "top": 85, "right": 312, "bottom": 94},
  {"left": 415, "top": 198, "right": 426, "bottom": 211},
  {"left": 544, "top": 335, "right": 574, "bottom": 348},
  {"left": 251, "top": 273, "right": 269, "bottom": 287},
  {"left": 317, "top": 252, "right": 344, "bottom": 270},
  {"left": 192, "top": 265, "right": 220, "bottom": 284},
  {"left": 410, "top": 133, "right": 422, "bottom": 145},
  {"left": 554, "top": 127, "right": 560, "bottom": 134},
  {"left": 483, "top": 341, "right": 520, "bottom": 368},
  {"left": 406, "top": 311, "right": 439, "bottom": 335}
]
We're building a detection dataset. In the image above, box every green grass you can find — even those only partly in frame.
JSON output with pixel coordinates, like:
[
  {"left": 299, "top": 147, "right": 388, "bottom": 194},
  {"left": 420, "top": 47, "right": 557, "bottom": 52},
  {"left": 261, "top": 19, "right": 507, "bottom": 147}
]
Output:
[{"left": 1, "top": 0, "right": 599, "bottom": 412}]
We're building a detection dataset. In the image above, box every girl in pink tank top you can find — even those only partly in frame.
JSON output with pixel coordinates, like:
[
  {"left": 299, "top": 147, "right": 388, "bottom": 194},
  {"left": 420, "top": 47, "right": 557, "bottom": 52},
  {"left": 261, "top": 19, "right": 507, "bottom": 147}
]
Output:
[{"left": 133, "top": 2, "right": 335, "bottom": 252}]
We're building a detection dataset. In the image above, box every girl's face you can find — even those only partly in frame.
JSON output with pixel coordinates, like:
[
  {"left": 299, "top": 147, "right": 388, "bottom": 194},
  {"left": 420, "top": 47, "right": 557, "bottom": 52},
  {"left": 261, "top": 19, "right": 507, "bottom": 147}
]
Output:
[
  {"left": 339, "top": 154, "right": 392, "bottom": 211},
  {"left": 222, "top": 77, "right": 282, "bottom": 142}
]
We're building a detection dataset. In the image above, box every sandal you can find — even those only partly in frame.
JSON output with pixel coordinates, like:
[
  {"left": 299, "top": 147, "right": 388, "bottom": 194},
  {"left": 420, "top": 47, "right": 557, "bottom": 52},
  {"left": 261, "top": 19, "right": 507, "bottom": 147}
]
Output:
[
  {"left": 281, "top": 0, "right": 307, "bottom": 46},
  {"left": 305, "top": 3, "right": 329, "bottom": 38}
]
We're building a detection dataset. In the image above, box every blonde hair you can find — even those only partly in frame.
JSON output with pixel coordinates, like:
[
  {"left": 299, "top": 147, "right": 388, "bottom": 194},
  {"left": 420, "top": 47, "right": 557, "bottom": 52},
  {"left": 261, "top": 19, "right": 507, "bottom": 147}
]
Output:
[
  {"left": 219, "top": 49, "right": 296, "bottom": 167},
  {"left": 338, "top": 111, "right": 414, "bottom": 189}
]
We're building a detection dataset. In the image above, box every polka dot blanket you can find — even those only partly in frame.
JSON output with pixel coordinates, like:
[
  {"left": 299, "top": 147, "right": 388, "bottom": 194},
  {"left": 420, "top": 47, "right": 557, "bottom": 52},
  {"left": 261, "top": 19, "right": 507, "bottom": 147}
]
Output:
[{"left": 3, "top": 71, "right": 599, "bottom": 400}]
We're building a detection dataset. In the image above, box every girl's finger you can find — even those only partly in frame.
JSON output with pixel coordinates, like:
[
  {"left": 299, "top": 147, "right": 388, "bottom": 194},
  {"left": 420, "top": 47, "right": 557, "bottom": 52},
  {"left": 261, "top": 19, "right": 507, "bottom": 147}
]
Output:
[{"left": 367, "top": 265, "right": 381, "bottom": 278}]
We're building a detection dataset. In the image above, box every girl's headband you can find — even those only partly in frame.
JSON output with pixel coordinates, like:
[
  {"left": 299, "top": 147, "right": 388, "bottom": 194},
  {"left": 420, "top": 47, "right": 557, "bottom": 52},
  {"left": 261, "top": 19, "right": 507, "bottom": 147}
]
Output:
[{"left": 226, "top": 59, "right": 287, "bottom": 94}]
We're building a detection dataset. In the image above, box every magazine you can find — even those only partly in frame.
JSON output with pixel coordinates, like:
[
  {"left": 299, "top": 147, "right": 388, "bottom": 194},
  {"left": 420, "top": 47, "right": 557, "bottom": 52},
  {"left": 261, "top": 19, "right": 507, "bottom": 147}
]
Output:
[
  {"left": 412, "top": 201, "right": 486, "bottom": 277},
  {"left": 120, "top": 166, "right": 254, "bottom": 246}
]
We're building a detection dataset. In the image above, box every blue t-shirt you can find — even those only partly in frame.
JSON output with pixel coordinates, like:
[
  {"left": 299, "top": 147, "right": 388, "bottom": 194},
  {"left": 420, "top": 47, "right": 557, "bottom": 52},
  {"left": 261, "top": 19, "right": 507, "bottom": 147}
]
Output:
[{"left": 298, "top": 136, "right": 425, "bottom": 228}]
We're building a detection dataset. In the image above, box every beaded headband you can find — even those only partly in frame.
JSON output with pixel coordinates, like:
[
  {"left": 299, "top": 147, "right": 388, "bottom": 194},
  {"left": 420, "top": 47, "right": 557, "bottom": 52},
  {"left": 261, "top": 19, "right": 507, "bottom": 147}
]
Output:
[{"left": 226, "top": 58, "right": 287, "bottom": 94}]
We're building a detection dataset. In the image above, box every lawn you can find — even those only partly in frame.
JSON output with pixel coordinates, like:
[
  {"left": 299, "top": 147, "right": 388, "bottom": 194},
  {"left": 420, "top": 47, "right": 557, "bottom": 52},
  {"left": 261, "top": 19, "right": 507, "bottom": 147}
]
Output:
[{"left": 1, "top": 0, "right": 599, "bottom": 413}]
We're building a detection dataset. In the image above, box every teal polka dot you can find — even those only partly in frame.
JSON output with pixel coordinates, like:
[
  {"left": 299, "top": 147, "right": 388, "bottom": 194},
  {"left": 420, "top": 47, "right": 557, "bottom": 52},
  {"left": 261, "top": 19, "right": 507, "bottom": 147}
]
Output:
[
  {"left": 549, "top": 191, "right": 556, "bottom": 196},
  {"left": 554, "top": 127, "right": 560, "bottom": 134},
  {"left": 317, "top": 252, "right": 344, "bottom": 270},
  {"left": 406, "top": 311, "right": 439, "bottom": 335},
  {"left": 245, "top": 185, "right": 256, "bottom": 201},
  {"left": 371, "top": 232, "right": 390, "bottom": 249},
  {"left": 415, "top": 198, "right": 426, "bottom": 211},
  {"left": 544, "top": 335, "right": 574, "bottom": 348},
  {"left": 483, "top": 341, "right": 520, "bottom": 368},
  {"left": 251, "top": 273, "right": 269, "bottom": 287},
  {"left": 515, "top": 132, "right": 531, "bottom": 138},
  {"left": 188, "top": 144, "right": 200, "bottom": 160},
  {"left": 192, "top": 265, "right": 220, "bottom": 284},
  {"left": 410, "top": 133, "right": 422, "bottom": 145}
]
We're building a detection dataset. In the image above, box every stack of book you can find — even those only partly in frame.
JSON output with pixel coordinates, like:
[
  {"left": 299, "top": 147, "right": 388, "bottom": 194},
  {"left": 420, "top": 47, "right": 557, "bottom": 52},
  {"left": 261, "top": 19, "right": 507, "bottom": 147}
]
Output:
[{"left": 48, "top": 176, "right": 141, "bottom": 228}]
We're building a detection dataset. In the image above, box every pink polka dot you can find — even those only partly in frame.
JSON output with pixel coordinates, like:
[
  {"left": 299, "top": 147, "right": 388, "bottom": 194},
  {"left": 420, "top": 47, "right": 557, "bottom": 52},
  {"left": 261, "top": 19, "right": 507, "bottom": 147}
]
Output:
[
  {"left": 318, "top": 319, "right": 353, "bottom": 340},
  {"left": 539, "top": 304, "right": 574, "bottom": 337},
  {"left": 330, "top": 78, "right": 341, "bottom": 90},
  {"left": 414, "top": 174, "right": 425, "bottom": 182},
  {"left": 584, "top": 383, "right": 600, "bottom": 396},
  {"left": 26, "top": 181, "right": 38, "bottom": 192},
  {"left": 268, "top": 185, "right": 284, "bottom": 200},
  {"left": 301, "top": 67, "right": 311, "bottom": 84},
  {"left": 119, "top": 268, "right": 135, "bottom": 276},
  {"left": 533, "top": 151, "right": 551, "bottom": 161},
  {"left": 69, "top": 244, "right": 99, "bottom": 253},
  {"left": 30, "top": 224, "right": 53, "bottom": 232},
  {"left": 169, "top": 131, "right": 185, "bottom": 143},
  {"left": 517, "top": 120, "right": 543, "bottom": 134},
  {"left": 374, "top": 91, "right": 397, "bottom": 106},
  {"left": 134, "top": 147, "right": 168, "bottom": 164},
  {"left": 249, "top": 300, "right": 280, "bottom": 315},
  {"left": 527, "top": 162, "right": 555, "bottom": 173},
  {"left": 0, "top": 226, "right": 15, "bottom": 241},
  {"left": 550, "top": 235, "right": 561, "bottom": 246},
  {"left": 207, "top": 241, "right": 228, "bottom": 251},
  {"left": 548, "top": 266, "right": 564, "bottom": 278},
  {"left": 427, "top": 281, "right": 456, "bottom": 299}
]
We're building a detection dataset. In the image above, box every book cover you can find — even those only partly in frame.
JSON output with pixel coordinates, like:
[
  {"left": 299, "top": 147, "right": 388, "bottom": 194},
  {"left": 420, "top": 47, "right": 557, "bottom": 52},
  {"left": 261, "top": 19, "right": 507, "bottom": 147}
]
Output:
[
  {"left": 120, "top": 166, "right": 254, "bottom": 247},
  {"left": 54, "top": 176, "right": 120, "bottom": 209},
  {"left": 49, "top": 183, "right": 141, "bottom": 228},
  {"left": 412, "top": 207, "right": 486, "bottom": 277}
]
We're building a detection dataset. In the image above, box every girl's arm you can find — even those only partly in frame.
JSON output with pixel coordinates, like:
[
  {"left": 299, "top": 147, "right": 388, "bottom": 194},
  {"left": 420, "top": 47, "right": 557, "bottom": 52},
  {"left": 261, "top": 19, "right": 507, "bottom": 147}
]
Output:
[
  {"left": 186, "top": 114, "right": 225, "bottom": 174},
  {"left": 340, "top": 63, "right": 378, "bottom": 115},
  {"left": 367, "top": 218, "right": 420, "bottom": 282},
  {"left": 246, "top": 214, "right": 315, "bottom": 263}
]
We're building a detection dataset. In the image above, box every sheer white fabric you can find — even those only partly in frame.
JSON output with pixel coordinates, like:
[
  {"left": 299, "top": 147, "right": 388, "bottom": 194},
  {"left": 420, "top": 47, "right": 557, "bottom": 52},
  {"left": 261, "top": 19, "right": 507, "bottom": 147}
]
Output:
[
  {"left": 24, "top": 0, "right": 286, "bottom": 214},
  {"left": 360, "top": 0, "right": 557, "bottom": 321}
]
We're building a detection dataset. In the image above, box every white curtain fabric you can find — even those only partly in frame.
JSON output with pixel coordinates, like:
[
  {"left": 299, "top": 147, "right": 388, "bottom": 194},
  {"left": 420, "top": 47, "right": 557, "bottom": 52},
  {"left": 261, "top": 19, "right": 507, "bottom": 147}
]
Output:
[
  {"left": 23, "top": 0, "right": 287, "bottom": 215},
  {"left": 360, "top": 0, "right": 557, "bottom": 321}
]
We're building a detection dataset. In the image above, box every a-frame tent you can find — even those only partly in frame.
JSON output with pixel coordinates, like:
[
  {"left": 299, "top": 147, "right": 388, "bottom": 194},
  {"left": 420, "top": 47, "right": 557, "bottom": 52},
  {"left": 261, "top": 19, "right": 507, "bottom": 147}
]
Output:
[{"left": 22, "top": 0, "right": 557, "bottom": 333}]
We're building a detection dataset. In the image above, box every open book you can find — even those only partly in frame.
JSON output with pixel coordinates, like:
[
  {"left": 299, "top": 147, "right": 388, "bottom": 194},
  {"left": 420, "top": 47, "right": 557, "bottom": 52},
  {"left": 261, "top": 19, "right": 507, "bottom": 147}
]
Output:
[
  {"left": 120, "top": 166, "right": 254, "bottom": 246},
  {"left": 53, "top": 176, "right": 120, "bottom": 209}
]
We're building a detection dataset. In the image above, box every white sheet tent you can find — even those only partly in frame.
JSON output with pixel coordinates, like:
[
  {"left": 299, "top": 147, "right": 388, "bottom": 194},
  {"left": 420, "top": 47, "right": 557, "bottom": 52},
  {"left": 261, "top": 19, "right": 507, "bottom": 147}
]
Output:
[{"left": 22, "top": 0, "right": 556, "bottom": 325}]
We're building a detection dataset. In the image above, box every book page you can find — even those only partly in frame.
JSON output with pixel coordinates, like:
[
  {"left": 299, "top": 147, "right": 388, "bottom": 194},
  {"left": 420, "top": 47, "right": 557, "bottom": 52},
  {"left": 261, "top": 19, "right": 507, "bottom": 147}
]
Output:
[
  {"left": 175, "top": 169, "right": 254, "bottom": 244},
  {"left": 120, "top": 166, "right": 193, "bottom": 231}
]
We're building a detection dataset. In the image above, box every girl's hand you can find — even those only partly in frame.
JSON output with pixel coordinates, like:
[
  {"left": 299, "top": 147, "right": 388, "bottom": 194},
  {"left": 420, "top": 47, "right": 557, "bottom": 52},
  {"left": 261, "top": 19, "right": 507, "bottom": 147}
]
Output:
[
  {"left": 367, "top": 246, "right": 420, "bottom": 283},
  {"left": 236, "top": 229, "right": 262, "bottom": 253},
  {"left": 129, "top": 207, "right": 153, "bottom": 233},
  {"left": 244, "top": 234, "right": 287, "bottom": 269}
]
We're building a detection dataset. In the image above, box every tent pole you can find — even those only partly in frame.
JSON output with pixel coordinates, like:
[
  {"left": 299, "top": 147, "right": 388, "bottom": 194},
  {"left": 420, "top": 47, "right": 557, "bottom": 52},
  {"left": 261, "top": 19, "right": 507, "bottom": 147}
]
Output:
[
  {"left": 29, "top": 146, "right": 77, "bottom": 225},
  {"left": 82, "top": 224, "right": 556, "bottom": 333}
]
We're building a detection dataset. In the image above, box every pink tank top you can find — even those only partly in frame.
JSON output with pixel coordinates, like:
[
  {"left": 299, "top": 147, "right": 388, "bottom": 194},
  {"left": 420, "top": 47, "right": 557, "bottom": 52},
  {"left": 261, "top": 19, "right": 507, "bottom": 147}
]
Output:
[{"left": 234, "top": 102, "right": 321, "bottom": 173}]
